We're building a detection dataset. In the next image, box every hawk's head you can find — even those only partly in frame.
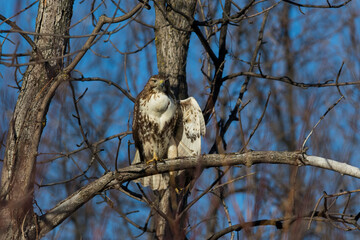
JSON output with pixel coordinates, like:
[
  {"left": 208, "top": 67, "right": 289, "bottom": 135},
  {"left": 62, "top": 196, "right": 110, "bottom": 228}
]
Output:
[{"left": 148, "top": 75, "right": 170, "bottom": 92}]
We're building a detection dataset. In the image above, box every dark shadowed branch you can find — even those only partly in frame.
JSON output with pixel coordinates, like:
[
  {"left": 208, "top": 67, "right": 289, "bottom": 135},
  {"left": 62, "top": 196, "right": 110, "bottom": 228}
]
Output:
[
  {"left": 283, "top": 0, "right": 352, "bottom": 9},
  {"left": 208, "top": 209, "right": 360, "bottom": 240}
]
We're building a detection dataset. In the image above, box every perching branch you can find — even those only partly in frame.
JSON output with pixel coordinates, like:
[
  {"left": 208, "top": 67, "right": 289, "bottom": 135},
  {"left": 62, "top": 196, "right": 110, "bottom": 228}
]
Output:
[{"left": 37, "top": 151, "right": 360, "bottom": 237}]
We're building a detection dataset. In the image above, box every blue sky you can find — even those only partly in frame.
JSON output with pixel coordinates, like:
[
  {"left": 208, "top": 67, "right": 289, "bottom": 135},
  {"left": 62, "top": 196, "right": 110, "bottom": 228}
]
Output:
[{"left": 1, "top": 0, "right": 360, "bottom": 239}]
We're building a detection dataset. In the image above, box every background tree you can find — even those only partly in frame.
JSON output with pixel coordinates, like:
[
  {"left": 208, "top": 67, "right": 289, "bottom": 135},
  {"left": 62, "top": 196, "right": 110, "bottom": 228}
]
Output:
[{"left": 1, "top": 0, "right": 360, "bottom": 239}]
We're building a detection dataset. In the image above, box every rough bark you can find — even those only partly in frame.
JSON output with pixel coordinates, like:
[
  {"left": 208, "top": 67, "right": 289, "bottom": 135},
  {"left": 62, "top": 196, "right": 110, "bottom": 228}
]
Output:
[
  {"left": 0, "top": 0, "right": 74, "bottom": 239},
  {"left": 153, "top": 1, "right": 197, "bottom": 239},
  {"left": 154, "top": 0, "right": 196, "bottom": 100}
]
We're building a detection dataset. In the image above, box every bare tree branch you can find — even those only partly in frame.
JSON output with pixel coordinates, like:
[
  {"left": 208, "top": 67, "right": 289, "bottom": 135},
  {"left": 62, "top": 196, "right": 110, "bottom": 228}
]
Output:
[
  {"left": 0, "top": 14, "right": 44, "bottom": 61},
  {"left": 222, "top": 71, "right": 360, "bottom": 88},
  {"left": 37, "top": 151, "right": 360, "bottom": 237},
  {"left": 71, "top": 77, "right": 136, "bottom": 102},
  {"left": 208, "top": 209, "right": 359, "bottom": 240},
  {"left": 283, "top": 0, "right": 352, "bottom": 9},
  {"left": 64, "top": 2, "right": 147, "bottom": 73}
]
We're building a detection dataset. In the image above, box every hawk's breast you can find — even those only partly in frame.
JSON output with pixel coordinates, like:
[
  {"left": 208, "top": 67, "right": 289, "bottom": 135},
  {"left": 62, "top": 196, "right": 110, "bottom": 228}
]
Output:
[{"left": 140, "top": 92, "right": 177, "bottom": 131}]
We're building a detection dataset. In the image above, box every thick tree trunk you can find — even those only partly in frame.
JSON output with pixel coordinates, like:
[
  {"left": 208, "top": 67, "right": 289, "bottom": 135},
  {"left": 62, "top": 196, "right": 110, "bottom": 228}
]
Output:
[
  {"left": 0, "top": 1, "right": 74, "bottom": 239},
  {"left": 154, "top": 0, "right": 196, "bottom": 100},
  {"left": 153, "top": 0, "right": 196, "bottom": 239}
]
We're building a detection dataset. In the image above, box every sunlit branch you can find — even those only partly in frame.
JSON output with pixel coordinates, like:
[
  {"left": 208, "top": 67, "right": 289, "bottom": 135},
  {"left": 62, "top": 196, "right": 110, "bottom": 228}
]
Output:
[{"left": 37, "top": 151, "right": 360, "bottom": 237}]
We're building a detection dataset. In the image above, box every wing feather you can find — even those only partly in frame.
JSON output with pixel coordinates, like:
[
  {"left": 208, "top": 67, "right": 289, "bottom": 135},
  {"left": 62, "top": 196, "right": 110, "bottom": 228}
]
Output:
[
  {"left": 176, "top": 97, "right": 206, "bottom": 157},
  {"left": 132, "top": 95, "right": 206, "bottom": 191}
]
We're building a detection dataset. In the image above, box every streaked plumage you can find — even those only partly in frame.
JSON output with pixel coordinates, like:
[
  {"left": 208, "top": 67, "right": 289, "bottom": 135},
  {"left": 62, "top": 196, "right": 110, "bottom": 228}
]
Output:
[{"left": 132, "top": 75, "right": 205, "bottom": 190}]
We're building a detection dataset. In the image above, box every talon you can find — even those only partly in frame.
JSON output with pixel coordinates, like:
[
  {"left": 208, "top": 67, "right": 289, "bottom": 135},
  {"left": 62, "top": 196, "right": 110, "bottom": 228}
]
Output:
[
  {"left": 146, "top": 152, "right": 159, "bottom": 164},
  {"left": 175, "top": 187, "right": 183, "bottom": 194}
]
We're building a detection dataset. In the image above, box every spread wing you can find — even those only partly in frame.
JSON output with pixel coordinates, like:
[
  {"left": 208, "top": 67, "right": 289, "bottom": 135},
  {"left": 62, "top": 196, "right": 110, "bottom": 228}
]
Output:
[
  {"left": 132, "top": 96, "right": 205, "bottom": 191},
  {"left": 170, "top": 97, "right": 206, "bottom": 190},
  {"left": 175, "top": 97, "right": 206, "bottom": 157}
]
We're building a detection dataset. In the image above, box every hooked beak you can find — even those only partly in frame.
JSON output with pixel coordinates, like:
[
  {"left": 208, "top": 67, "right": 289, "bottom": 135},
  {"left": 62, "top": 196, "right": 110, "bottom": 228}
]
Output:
[{"left": 160, "top": 79, "right": 170, "bottom": 89}]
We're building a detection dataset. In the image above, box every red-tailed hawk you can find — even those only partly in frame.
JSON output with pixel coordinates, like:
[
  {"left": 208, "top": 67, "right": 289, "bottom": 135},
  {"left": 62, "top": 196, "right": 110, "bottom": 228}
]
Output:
[{"left": 132, "top": 75, "right": 205, "bottom": 190}]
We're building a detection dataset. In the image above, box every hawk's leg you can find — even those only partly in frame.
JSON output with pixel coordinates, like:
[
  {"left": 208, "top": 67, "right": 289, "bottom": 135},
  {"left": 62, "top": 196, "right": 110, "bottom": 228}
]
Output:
[
  {"left": 167, "top": 137, "right": 183, "bottom": 193},
  {"left": 146, "top": 152, "right": 159, "bottom": 164},
  {"left": 169, "top": 171, "right": 184, "bottom": 194}
]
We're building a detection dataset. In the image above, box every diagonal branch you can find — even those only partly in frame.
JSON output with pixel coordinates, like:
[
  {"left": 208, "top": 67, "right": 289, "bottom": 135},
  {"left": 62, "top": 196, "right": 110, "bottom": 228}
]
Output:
[
  {"left": 37, "top": 151, "right": 360, "bottom": 237},
  {"left": 64, "top": 2, "right": 147, "bottom": 74},
  {"left": 0, "top": 13, "right": 44, "bottom": 61},
  {"left": 71, "top": 77, "right": 136, "bottom": 102}
]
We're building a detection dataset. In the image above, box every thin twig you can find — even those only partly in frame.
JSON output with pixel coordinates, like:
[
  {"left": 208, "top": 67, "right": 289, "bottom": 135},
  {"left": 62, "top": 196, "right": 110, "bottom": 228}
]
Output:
[
  {"left": 209, "top": 11, "right": 269, "bottom": 153},
  {"left": 308, "top": 193, "right": 325, "bottom": 229},
  {"left": 71, "top": 77, "right": 135, "bottom": 102},
  {"left": 241, "top": 92, "right": 271, "bottom": 151},
  {"left": 100, "top": 188, "right": 151, "bottom": 232},
  {"left": 37, "top": 131, "right": 131, "bottom": 164},
  {"left": 70, "top": 82, "right": 109, "bottom": 172},
  {"left": 0, "top": 1, "right": 39, "bottom": 27},
  {"left": 109, "top": 37, "right": 154, "bottom": 55},
  {"left": 335, "top": 62, "right": 345, "bottom": 98},
  {"left": 283, "top": 0, "right": 352, "bottom": 9},
  {"left": 38, "top": 155, "right": 95, "bottom": 187},
  {"left": 221, "top": 197, "right": 234, "bottom": 240},
  {"left": 115, "top": 137, "right": 122, "bottom": 172},
  {"left": 136, "top": 184, "right": 173, "bottom": 225},
  {"left": 0, "top": 14, "right": 44, "bottom": 61},
  {"left": 222, "top": 71, "right": 360, "bottom": 89},
  {"left": 302, "top": 96, "right": 344, "bottom": 151},
  {"left": 211, "top": 172, "right": 255, "bottom": 192},
  {"left": 64, "top": 3, "right": 147, "bottom": 73},
  {"left": 178, "top": 166, "right": 231, "bottom": 220}
]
